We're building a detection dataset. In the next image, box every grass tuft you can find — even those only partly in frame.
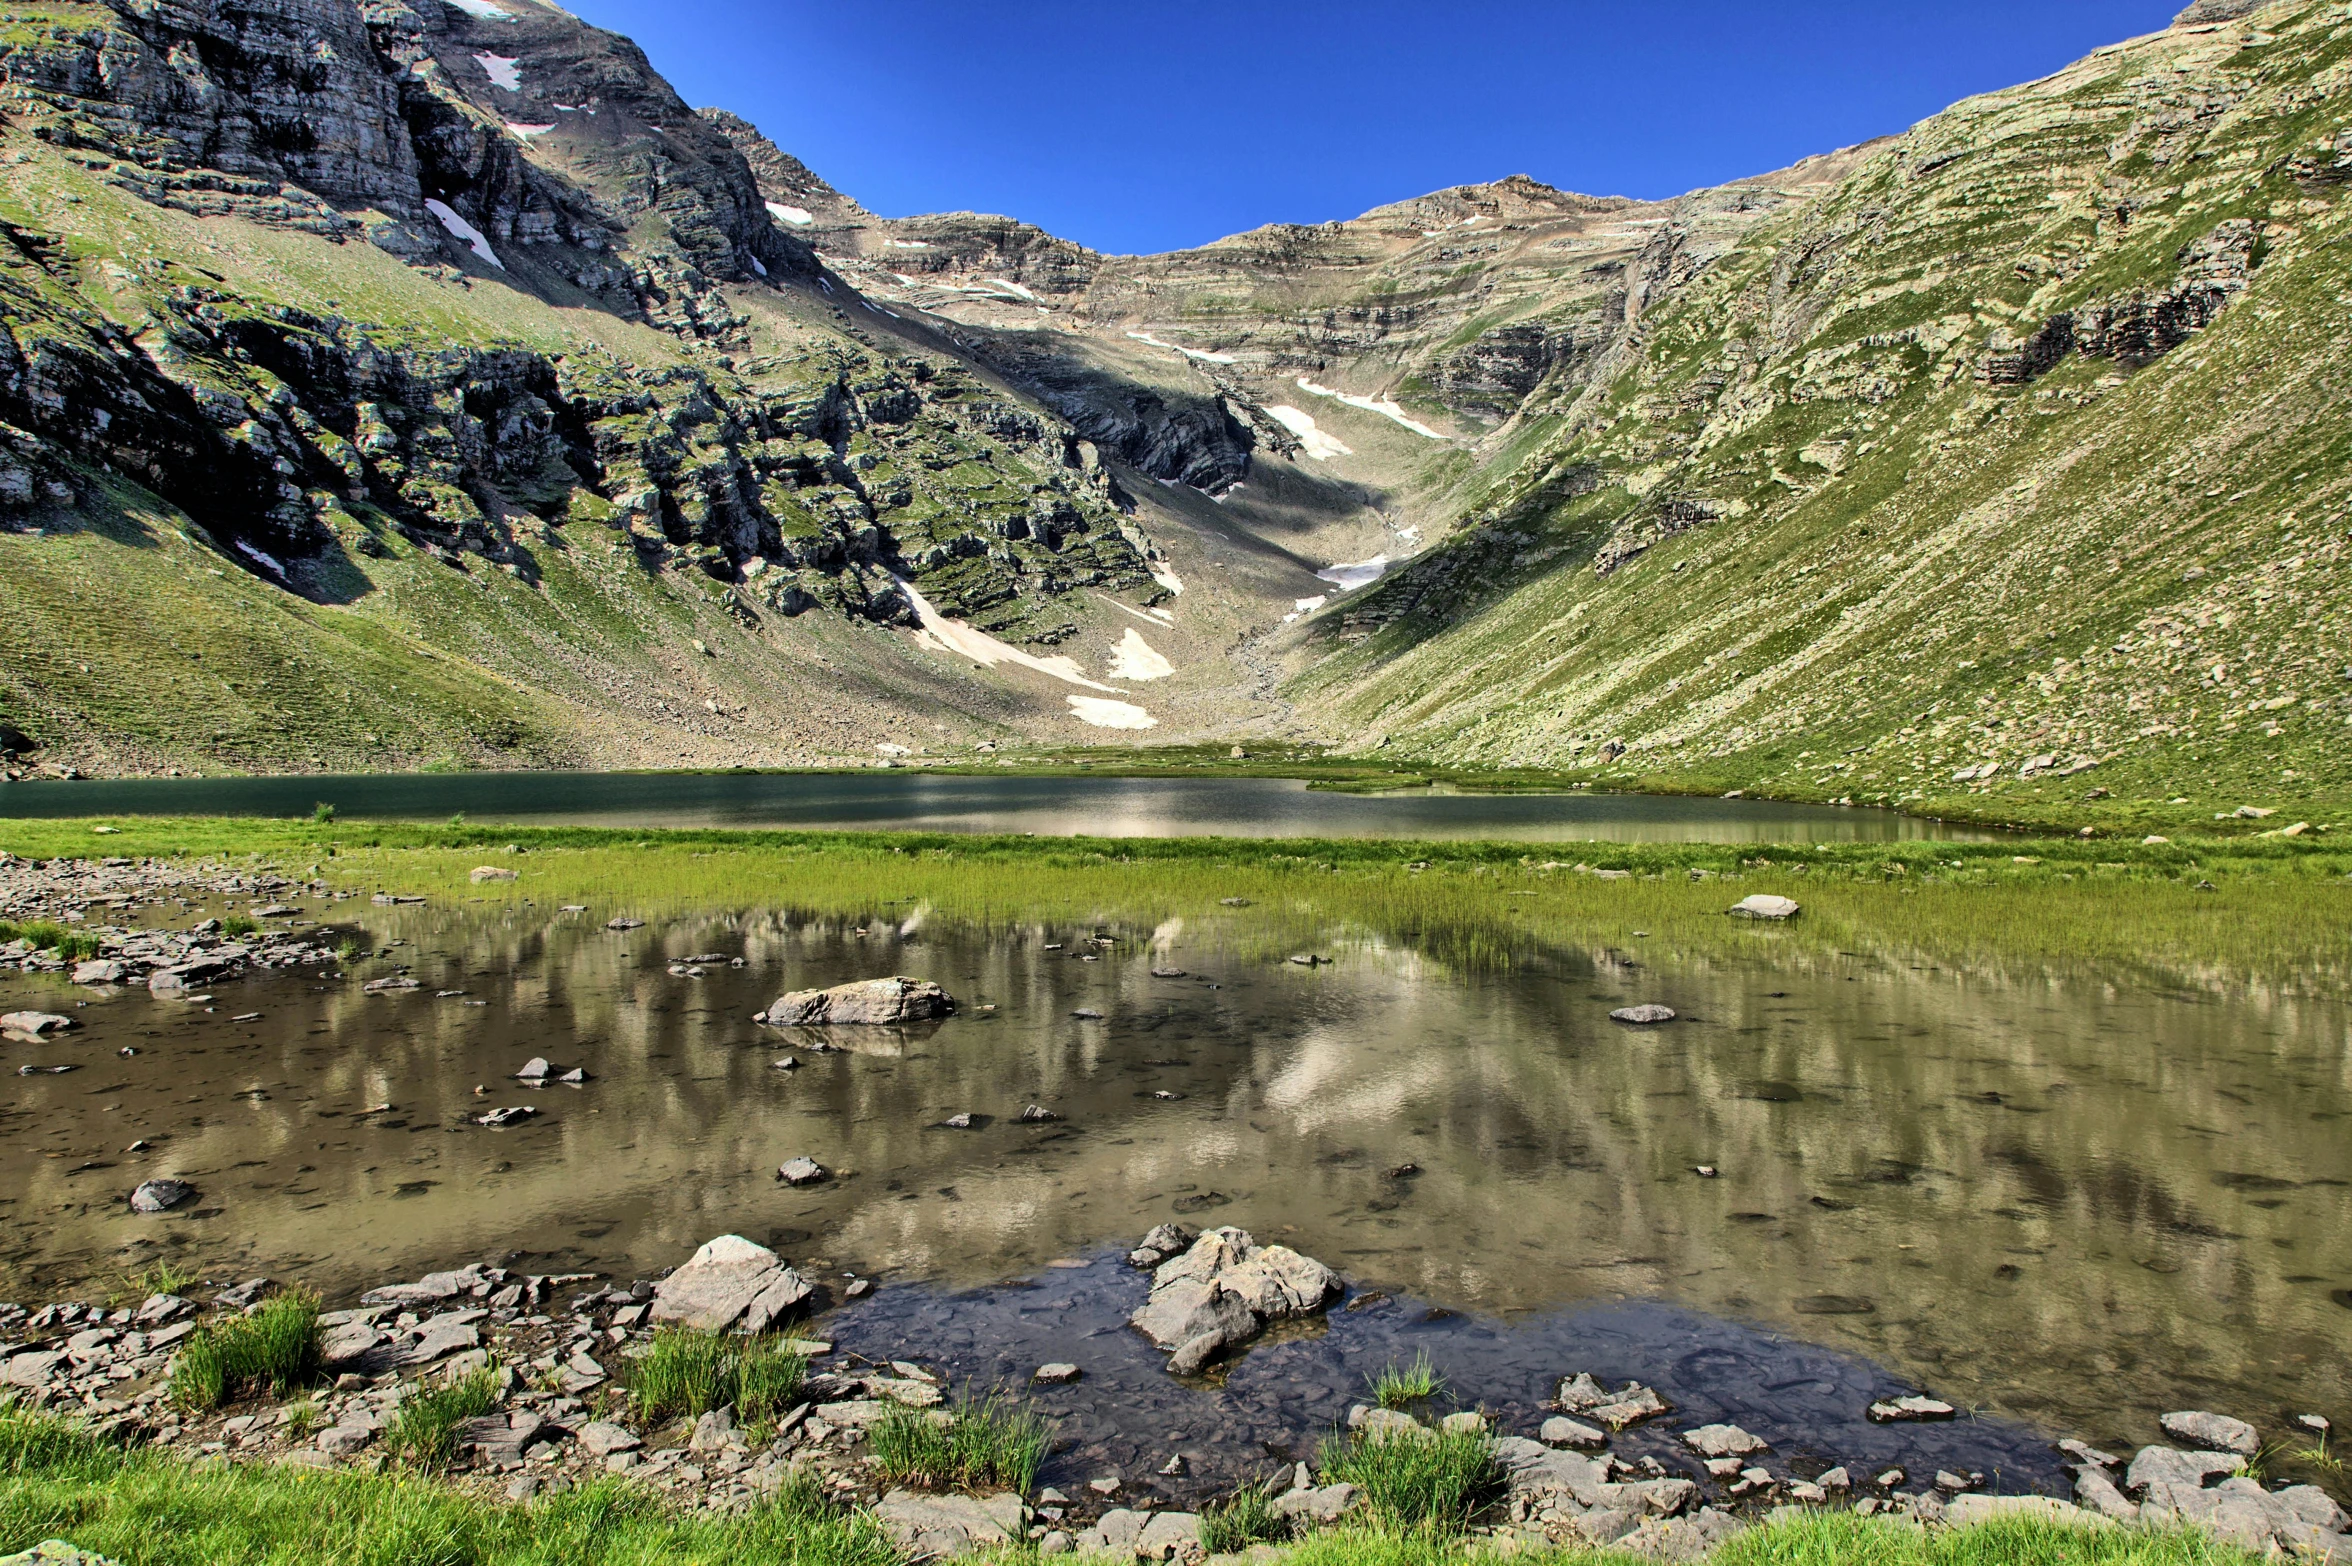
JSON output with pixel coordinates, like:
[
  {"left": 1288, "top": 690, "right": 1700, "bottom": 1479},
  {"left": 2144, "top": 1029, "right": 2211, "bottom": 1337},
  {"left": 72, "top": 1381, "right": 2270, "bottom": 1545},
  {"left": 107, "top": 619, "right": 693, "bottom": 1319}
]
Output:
[
  {"left": 1318, "top": 1424, "right": 1504, "bottom": 1534},
  {"left": 1370, "top": 1351, "right": 1446, "bottom": 1411},
  {"left": 168, "top": 1289, "right": 322, "bottom": 1411},
  {"left": 220, "top": 913, "right": 258, "bottom": 939},
  {"left": 1199, "top": 1479, "right": 1295, "bottom": 1554},
  {"left": 628, "top": 1329, "right": 806, "bottom": 1426},
  {"left": 382, "top": 1365, "right": 502, "bottom": 1472},
  {"left": 867, "top": 1390, "right": 1051, "bottom": 1494}
]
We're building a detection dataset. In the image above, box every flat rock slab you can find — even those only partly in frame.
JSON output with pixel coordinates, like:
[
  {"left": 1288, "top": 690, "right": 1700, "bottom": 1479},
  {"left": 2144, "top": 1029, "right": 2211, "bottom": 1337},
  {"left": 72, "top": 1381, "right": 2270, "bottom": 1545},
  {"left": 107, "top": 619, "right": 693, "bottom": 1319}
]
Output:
[
  {"left": 1682, "top": 1424, "right": 1769, "bottom": 1458},
  {"left": 128, "top": 1179, "right": 196, "bottom": 1213},
  {"left": 1610, "top": 1005, "right": 1676, "bottom": 1024},
  {"left": 0, "top": 1011, "right": 75, "bottom": 1035},
  {"left": 2161, "top": 1410, "right": 2260, "bottom": 1458},
  {"left": 761, "top": 977, "right": 954, "bottom": 1026},
  {"left": 1870, "top": 1396, "right": 1958, "bottom": 1423},
  {"left": 875, "top": 1490, "right": 1026, "bottom": 1558},
  {"left": 652, "top": 1234, "right": 813, "bottom": 1332}
]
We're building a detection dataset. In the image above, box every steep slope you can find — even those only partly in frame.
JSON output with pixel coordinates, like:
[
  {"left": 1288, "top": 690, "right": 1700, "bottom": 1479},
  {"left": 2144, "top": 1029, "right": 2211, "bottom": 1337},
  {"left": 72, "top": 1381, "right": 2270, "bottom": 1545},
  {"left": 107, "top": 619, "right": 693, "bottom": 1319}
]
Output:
[
  {"left": 0, "top": 0, "right": 1315, "bottom": 776},
  {"left": 1280, "top": 0, "right": 2352, "bottom": 820}
]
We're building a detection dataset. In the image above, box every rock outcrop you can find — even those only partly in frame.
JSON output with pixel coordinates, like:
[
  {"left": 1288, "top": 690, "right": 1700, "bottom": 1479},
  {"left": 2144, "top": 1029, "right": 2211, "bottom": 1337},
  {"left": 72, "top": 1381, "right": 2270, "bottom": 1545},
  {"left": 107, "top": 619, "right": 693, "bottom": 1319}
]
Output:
[{"left": 1127, "top": 1225, "right": 1339, "bottom": 1376}]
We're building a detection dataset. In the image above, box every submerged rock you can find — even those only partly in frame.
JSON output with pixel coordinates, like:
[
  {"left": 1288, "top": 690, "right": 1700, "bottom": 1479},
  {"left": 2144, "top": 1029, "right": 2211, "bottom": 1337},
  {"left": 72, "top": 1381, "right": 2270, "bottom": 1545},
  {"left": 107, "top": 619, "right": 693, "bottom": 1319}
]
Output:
[
  {"left": 1609, "top": 1004, "right": 1676, "bottom": 1024},
  {"left": 1869, "top": 1395, "right": 1958, "bottom": 1423},
  {"left": 651, "top": 1234, "right": 813, "bottom": 1332},
  {"left": 128, "top": 1178, "right": 196, "bottom": 1213},
  {"left": 760, "top": 977, "right": 955, "bottom": 1026}
]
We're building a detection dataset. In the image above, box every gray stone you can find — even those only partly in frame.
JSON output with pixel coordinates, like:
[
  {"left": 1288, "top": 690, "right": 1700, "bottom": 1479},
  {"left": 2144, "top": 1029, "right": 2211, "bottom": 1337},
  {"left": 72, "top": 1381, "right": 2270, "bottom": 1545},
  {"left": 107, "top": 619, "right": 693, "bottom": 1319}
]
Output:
[
  {"left": 1440, "top": 1411, "right": 1487, "bottom": 1436},
  {"left": 1127, "top": 1223, "right": 1198, "bottom": 1268},
  {"left": 2, "top": 1350, "right": 66, "bottom": 1387},
  {"left": 403, "top": 1312, "right": 483, "bottom": 1364},
  {"left": 2160, "top": 1410, "right": 2259, "bottom": 1458},
  {"left": 776, "top": 1157, "right": 829, "bottom": 1186},
  {"left": 1349, "top": 1406, "right": 1427, "bottom": 1441},
  {"left": 316, "top": 1424, "right": 373, "bottom": 1457},
  {"left": 2125, "top": 1445, "right": 2241, "bottom": 1498},
  {"left": 2071, "top": 1469, "right": 2140, "bottom": 1522},
  {"left": 1728, "top": 895, "right": 1800, "bottom": 921},
  {"left": 134, "top": 1293, "right": 194, "bottom": 1326},
  {"left": 0, "top": 1010, "right": 74, "bottom": 1036},
  {"left": 690, "top": 1408, "right": 737, "bottom": 1452},
  {"left": 320, "top": 1321, "right": 383, "bottom": 1367},
  {"left": 1218, "top": 1246, "right": 1340, "bottom": 1316},
  {"left": 514, "top": 1057, "right": 551, "bottom": 1081},
  {"left": 1541, "top": 1416, "right": 1608, "bottom": 1449},
  {"left": 760, "top": 977, "right": 954, "bottom": 1026},
  {"left": 1868, "top": 1395, "right": 1957, "bottom": 1423},
  {"left": 651, "top": 1235, "right": 814, "bottom": 1332},
  {"left": 129, "top": 1179, "right": 196, "bottom": 1213},
  {"left": 1270, "top": 1483, "right": 1358, "bottom": 1526},
  {"left": 71, "top": 960, "right": 127, "bottom": 985},
  {"left": 1033, "top": 1363, "right": 1081, "bottom": 1385},
  {"left": 1129, "top": 1277, "right": 1256, "bottom": 1352},
  {"left": 874, "top": 1490, "right": 1025, "bottom": 1558},
  {"left": 1493, "top": 1436, "right": 1612, "bottom": 1506},
  {"left": 1135, "top": 1512, "right": 1201, "bottom": 1559},
  {"left": 576, "top": 1421, "right": 640, "bottom": 1457},
  {"left": 1682, "top": 1424, "right": 1767, "bottom": 1459},
  {"left": 1609, "top": 1005, "right": 1676, "bottom": 1024}
]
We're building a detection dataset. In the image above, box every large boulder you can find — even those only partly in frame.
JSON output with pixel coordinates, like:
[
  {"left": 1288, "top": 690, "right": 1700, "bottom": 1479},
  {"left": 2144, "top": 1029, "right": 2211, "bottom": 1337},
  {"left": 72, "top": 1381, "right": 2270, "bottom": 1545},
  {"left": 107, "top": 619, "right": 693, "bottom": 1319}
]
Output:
[
  {"left": 1128, "top": 1226, "right": 1340, "bottom": 1377},
  {"left": 0, "top": 1011, "right": 74, "bottom": 1036},
  {"left": 651, "top": 1235, "right": 813, "bottom": 1332},
  {"left": 759, "top": 977, "right": 954, "bottom": 1026}
]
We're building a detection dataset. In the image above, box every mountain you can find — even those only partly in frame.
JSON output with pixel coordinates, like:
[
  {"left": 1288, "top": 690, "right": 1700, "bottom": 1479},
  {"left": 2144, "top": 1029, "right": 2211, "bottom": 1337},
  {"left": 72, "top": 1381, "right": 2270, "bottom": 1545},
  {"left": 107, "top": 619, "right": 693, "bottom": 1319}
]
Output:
[{"left": 0, "top": 0, "right": 2343, "bottom": 819}]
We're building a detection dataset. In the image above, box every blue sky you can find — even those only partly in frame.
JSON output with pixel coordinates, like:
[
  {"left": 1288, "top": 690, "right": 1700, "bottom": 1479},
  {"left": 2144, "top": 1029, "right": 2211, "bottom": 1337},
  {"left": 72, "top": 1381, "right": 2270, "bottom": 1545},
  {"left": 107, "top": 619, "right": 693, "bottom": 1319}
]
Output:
[{"left": 573, "top": 0, "right": 2181, "bottom": 255}]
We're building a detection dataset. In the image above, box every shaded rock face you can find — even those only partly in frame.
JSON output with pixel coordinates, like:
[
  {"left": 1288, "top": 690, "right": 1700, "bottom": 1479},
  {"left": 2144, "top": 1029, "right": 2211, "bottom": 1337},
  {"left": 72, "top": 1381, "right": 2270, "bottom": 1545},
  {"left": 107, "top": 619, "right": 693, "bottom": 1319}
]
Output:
[
  {"left": 1, "top": 0, "right": 423, "bottom": 226},
  {"left": 970, "top": 341, "right": 1257, "bottom": 494}
]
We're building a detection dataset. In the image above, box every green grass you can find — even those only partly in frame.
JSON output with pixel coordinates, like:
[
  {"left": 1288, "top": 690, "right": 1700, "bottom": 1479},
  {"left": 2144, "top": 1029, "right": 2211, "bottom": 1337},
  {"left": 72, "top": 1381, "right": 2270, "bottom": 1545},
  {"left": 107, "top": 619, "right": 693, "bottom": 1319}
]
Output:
[
  {"left": 107, "top": 1258, "right": 199, "bottom": 1308},
  {"left": 0, "top": 815, "right": 2340, "bottom": 992},
  {"left": 168, "top": 1289, "right": 323, "bottom": 1411},
  {"left": 1371, "top": 1353, "right": 1446, "bottom": 1412},
  {"left": 219, "top": 913, "right": 258, "bottom": 939},
  {"left": 0, "top": 1403, "right": 2293, "bottom": 1566},
  {"left": 0, "top": 1404, "right": 891, "bottom": 1566},
  {"left": 1200, "top": 1479, "right": 1295, "bottom": 1554},
  {"left": 0, "top": 917, "right": 100, "bottom": 959},
  {"left": 1318, "top": 1425, "right": 1506, "bottom": 1534},
  {"left": 382, "top": 1365, "right": 504, "bottom": 1473},
  {"left": 628, "top": 1328, "right": 805, "bottom": 1427},
  {"left": 866, "top": 1391, "right": 1051, "bottom": 1494}
]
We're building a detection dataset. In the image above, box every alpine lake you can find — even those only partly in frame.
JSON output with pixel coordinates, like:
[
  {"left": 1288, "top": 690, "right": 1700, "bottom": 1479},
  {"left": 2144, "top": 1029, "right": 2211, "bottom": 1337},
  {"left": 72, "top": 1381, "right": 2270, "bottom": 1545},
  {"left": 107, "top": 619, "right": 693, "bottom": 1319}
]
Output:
[{"left": 0, "top": 779, "right": 2345, "bottom": 1509}]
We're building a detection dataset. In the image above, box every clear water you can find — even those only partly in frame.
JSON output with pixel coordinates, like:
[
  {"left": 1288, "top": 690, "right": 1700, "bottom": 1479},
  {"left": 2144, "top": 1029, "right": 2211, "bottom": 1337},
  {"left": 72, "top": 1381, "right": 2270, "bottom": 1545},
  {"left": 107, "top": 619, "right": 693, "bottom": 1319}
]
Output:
[
  {"left": 0, "top": 770, "right": 1997, "bottom": 842},
  {"left": 2, "top": 894, "right": 2341, "bottom": 1501}
]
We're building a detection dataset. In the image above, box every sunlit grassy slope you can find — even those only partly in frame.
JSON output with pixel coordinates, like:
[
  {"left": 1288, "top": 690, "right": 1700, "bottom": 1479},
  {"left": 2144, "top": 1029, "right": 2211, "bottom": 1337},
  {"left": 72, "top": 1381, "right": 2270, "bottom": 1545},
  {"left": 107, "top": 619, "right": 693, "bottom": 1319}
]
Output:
[{"left": 1293, "top": 3, "right": 2352, "bottom": 822}]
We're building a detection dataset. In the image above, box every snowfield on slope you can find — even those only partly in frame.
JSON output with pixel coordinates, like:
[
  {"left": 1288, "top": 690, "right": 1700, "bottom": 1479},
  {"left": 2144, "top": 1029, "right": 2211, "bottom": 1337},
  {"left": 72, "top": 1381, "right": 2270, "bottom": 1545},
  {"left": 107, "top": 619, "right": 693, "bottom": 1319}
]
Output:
[
  {"left": 1294, "top": 378, "right": 1448, "bottom": 440},
  {"left": 1267, "top": 407, "right": 1352, "bottom": 461}
]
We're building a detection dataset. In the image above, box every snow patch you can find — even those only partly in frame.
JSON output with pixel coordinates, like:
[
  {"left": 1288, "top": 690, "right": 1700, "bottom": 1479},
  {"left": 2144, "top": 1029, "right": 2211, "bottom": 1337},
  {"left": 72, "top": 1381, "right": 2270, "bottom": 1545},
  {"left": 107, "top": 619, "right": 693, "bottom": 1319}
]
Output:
[
  {"left": 1125, "top": 329, "right": 1237, "bottom": 365},
  {"left": 424, "top": 199, "right": 502, "bottom": 268},
  {"left": 1147, "top": 561, "right": 1184, "bottom": 597},
  {"left": 1099, "top": 595, "right": 1177, "bottom": 628},
  {"left": 900, "top": 578, "right": 1123, "bottom": 693},
  {"left": 1267, "top": 405, "right": 1352, "bottom": 461},
  {"left": 472, "top": 51, "right": 521, "bottom": 90},
  {"left": 888, "top": 239, "right": 930, "bottom": 249},
  {"left": 1294, "top": 378, "right": 1448, "bottom": 440},
  {"left": 443, "top": 0, "right": 515, "bottom": 18},
  {"left": 1069, "top": 696, "right": 1157, "bottom": 730},
  {"left": 1316, "top": 555, "right": 1390, "bottom": 593},
  {"left": 505, "top": 121, "right": 555, "bottom": 139},
  {"left": 766, "top": 202, "right": 814, "bottom": 226},
  {"left": 749, "top": 255, "right": 768, "bottom": 278},
  {"left": 1107, "top": 628, "right": 1174, "bottom": 681},
  {"left": 984, "top": 276, "right": 1038, "bottom": 301},
  {"left": 234, "top": 540, "right": 286, "bottom": 577}
]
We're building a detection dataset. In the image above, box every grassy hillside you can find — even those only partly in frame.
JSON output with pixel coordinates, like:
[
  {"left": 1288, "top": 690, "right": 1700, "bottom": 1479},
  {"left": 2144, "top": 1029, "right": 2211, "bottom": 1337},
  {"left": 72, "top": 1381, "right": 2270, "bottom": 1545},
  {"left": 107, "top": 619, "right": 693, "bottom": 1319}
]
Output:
[{"left": 1288, "top": 2, "right": 2352, "bottom": 821}]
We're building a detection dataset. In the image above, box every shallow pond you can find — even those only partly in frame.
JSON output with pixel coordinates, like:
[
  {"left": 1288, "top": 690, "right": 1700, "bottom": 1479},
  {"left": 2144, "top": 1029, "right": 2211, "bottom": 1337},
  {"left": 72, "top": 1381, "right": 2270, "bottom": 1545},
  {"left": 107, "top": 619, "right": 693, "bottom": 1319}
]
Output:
[
  {"left": 0, "top": 770, "right": 1995, "bottom": 843},
  {"left": 2, "top": 892, "right": 2343, "bottom": 1501}
]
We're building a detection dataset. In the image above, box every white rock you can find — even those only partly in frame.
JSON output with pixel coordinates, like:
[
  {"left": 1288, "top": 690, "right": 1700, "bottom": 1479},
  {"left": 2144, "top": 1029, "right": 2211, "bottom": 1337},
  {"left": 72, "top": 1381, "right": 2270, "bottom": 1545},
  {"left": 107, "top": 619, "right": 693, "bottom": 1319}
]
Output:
[
  {"left": 760, "top": 977, "right": 954, "bottom": 1025},
  {"left": 1728, "top": 895, "right": 1800, "bottom": 921},
  {"left": 652, "top": 1235, "right": 813, "bottom": 1332}
]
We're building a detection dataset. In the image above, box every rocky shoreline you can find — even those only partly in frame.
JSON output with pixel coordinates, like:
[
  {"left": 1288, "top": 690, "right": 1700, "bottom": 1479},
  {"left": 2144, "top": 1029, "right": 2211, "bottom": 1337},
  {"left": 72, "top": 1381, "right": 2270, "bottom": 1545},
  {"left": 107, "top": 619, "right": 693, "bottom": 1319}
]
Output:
[
  {"left": 2, "top": 1223, "right": 2346, "bottom": 1562},
  {"left": 0, "top": 852, "right": 346, "bottom": 991}
]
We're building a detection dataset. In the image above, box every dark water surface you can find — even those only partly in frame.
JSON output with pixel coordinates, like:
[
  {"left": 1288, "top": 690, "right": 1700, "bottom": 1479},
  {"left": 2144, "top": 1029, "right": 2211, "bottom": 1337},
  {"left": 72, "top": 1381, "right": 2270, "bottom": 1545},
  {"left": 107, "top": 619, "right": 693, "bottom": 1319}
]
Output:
[
  {"left": 2, "top": 895, "right": 2342, "bottom": 1497},
  {"left": 0, "top": 770, "right": 1995, "bottom": 843}
]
